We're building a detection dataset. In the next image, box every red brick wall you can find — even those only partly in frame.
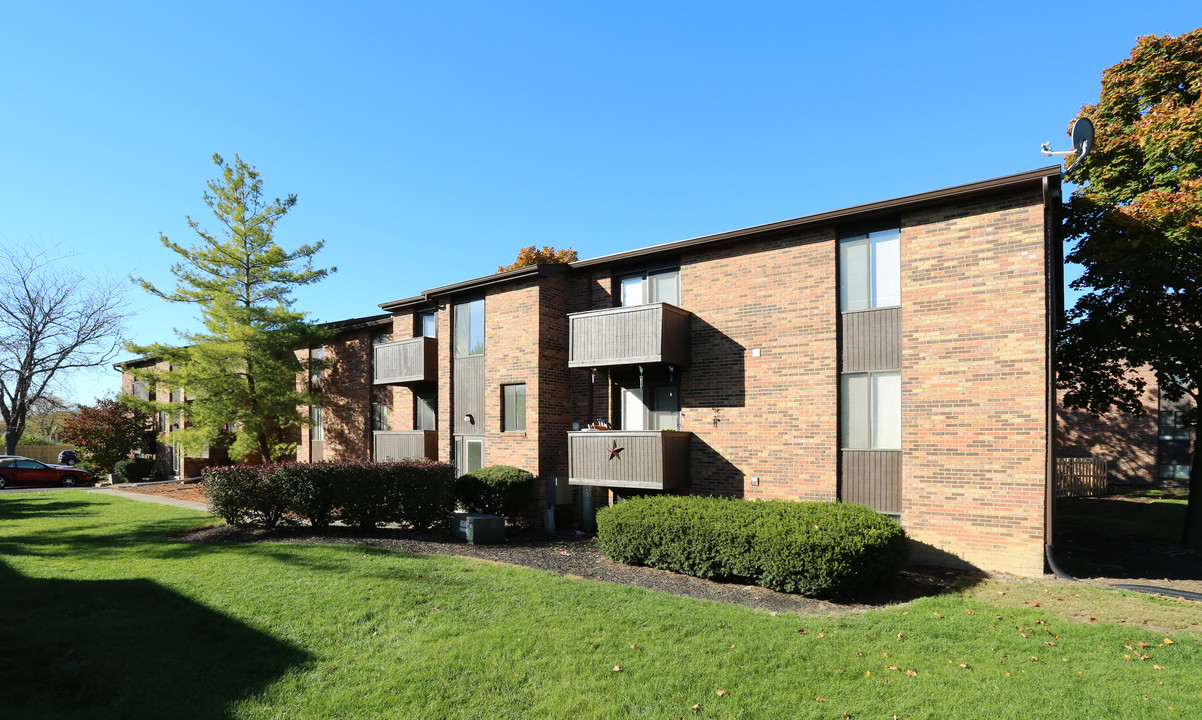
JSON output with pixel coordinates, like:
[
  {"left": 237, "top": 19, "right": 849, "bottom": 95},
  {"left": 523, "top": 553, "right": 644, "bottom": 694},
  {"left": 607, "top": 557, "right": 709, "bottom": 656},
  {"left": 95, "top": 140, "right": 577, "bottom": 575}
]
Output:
[
  {"left": 900, "top": 190, "right": 1049, "bottom": 575},
  {"left": 679, "top": 228, "right": 839, "bottom": 501},
  {"left": 321, "top": 327, "right": 374, "bottom": 461}
]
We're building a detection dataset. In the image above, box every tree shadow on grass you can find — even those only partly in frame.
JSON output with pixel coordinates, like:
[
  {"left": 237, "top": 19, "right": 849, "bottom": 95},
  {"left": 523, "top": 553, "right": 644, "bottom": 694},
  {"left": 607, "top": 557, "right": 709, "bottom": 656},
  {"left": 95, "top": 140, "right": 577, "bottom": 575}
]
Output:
[
  {"left": 0, "top": 562, "right": 311, "bottom": 720},
  {"left": 1054, "top": 495, "right": 1199, "bottom": 583}
]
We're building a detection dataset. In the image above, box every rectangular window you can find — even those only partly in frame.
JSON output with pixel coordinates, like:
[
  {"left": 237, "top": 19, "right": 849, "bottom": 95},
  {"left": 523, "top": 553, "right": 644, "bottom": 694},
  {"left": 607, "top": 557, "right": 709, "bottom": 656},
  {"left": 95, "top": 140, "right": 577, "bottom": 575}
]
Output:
[
  {"left": 620, "top": 384, "right": 680, "bottom": 430},
  {"left": 372, "top": 402, "right": 390, "bottom": 432},
  {"left": 840, "top": 228, "right": 900, "bottom": 311},
  {"left": 310, "top": 346, "right": 325, "bottom": 389},
  {"left": 459, "top": 438, "right": 483, "bottom": 475},
  {"left": 310, "top": 406, "right": 324, "bottom": 442},
  {"left": 1159, "top": 464, "right": 1191, "bottom": 480},
  {"left": 619, "top": 268, "right": 680, "bottom": 307},
  {"left": 1159, "top": 410, "right": 1191, "bottom": 441},
  {"left": 416, "top": 394, "right": 437, "bottom": 431},
  {"left": 502, "top": 384, "right": 526, "bottom": 432},
  {"left": 418, "top": 311, "right": 437, "bottom": 338},
  {"left": 372, "top": 330, "right": 391, "bottom": 345},
  {"left": 454, "top": 299, "right": 484, "bottom": 356},
  {"left": 841, "top": 371, "right": 901, "bottom": 450}
]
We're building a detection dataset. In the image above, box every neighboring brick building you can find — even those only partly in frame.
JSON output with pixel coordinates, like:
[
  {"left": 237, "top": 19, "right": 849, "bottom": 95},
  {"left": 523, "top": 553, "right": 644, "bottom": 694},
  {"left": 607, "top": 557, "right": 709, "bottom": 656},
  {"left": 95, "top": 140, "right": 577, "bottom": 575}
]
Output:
[
  {"left": 1057, "top": 366, "right": 1195, "bottom": 486},
  {"left": 121, "top": 166, "right": 1080, "bottom": 576}
]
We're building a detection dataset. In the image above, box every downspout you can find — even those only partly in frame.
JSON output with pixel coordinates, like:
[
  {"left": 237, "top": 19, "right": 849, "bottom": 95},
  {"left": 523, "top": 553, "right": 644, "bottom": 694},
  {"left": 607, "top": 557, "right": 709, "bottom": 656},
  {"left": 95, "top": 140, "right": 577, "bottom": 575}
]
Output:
[{"left": 1043, "top": 174, "right": 1072, "bottom": 579}]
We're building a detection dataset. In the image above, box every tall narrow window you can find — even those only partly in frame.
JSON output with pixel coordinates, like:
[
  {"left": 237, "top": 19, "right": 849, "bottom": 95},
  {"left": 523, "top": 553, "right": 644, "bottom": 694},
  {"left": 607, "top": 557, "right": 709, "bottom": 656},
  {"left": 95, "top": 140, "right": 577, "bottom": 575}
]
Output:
[
  {"left": 840, "top": 228, "right": 900, "bottom": 311},
  {"left": 418, "top": 311, "right": 437, "bottom": 338},
  {"left": 416, "top": 394, "right": 437, "bottom": 431},
  {"left": 454, "top": 299, "right": 485, "bottom": 356},
  {"left": 840, "top": 371, "right": 900, "bottom": 449},
  {"left": 310, "top": 406, "right": 324, "bottom": 442},
  {"left": 459, "top": 438, "right": 483, "bottom": 475},
  {"left": 502, "top": 384, "right": 526, "bottom": 432},
  {"left": 372, "top": 402, "right": 390, "bottom": 432},
  {"left": 310, "top": 346, "right": 325, "bottom": 389}
]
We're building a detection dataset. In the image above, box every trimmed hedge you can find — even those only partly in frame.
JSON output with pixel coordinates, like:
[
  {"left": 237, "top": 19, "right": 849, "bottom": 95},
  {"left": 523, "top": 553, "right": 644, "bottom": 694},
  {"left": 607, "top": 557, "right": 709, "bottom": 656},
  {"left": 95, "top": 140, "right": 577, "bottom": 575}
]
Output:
[
  {"left": 596, "top": 495, "right": 909, "bottom": 598},
  {"left": 454, "top": 465, "right": 535, "bottom": 523},
  {"left": 113, "top": 457, "right": 156, "bottom": 483},
  {"left": 203, "top": 460, "right": 457, "bottom": 530}
]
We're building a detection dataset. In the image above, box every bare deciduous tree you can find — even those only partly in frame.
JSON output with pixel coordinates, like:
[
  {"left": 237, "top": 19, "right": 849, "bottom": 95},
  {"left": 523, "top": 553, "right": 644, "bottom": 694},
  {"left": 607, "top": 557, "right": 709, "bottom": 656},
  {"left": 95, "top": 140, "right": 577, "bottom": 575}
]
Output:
[{"left": 0, "top": 245, "right": 129, "bottom": 455}]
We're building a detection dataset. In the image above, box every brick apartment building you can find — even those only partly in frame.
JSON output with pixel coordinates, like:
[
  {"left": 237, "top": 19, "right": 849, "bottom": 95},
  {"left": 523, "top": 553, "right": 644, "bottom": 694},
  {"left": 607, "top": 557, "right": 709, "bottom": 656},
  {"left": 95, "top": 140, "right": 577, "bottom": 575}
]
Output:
[{"left": 122, "top": 166, "right": 1077, "bottom": 576}]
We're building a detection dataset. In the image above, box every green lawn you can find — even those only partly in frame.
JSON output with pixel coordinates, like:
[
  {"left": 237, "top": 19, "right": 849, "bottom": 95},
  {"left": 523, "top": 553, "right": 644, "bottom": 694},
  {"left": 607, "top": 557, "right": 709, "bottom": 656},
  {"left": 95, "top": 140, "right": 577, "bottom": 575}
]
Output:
[{"left": 2, "top": 492, "right": 1200, "bottom": 719}]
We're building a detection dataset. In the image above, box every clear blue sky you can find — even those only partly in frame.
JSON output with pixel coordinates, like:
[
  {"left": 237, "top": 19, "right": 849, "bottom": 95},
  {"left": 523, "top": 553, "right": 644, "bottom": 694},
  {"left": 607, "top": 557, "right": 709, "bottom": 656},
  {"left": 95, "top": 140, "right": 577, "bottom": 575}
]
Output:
[{"left": 1, "top": 2, "right": 1197, "bottom": 405}]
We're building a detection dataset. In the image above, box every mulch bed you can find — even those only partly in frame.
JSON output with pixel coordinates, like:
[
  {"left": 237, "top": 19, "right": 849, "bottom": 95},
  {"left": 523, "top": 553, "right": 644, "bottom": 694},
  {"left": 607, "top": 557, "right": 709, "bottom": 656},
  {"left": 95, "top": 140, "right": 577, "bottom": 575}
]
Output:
[{"left": 126, "top": 481, "right": 972, "bottom": 615}]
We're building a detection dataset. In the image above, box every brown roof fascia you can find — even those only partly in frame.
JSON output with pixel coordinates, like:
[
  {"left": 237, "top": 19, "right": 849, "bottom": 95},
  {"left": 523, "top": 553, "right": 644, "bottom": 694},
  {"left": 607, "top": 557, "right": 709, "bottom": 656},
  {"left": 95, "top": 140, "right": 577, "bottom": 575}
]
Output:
[
  {"left": 385, "top": 263, "right": 571, "bottom": 306},
  {"left": 571, "top": 166, "right": 1062, "bottom": 269}
]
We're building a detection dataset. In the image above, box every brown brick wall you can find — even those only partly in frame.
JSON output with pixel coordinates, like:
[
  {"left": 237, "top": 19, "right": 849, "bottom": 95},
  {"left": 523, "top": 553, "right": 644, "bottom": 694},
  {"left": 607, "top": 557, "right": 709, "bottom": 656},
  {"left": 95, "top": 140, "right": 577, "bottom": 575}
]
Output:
[
  {"left": 679, "top": 229, "right": 839, "bottom": 501},
  {"left": 900, "top": 190, "right": 1049, "bottom": 575}
]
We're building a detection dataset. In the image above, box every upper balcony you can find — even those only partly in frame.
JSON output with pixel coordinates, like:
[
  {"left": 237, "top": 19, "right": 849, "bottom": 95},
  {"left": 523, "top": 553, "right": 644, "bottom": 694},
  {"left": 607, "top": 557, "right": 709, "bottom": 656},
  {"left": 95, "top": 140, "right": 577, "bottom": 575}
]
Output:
[
  {"left": 567, "top": 430, "right": 691, "bottom": 490},
  {"left": 374, "top": 336, "right": 437, "bottom": 385},
  {"left": 567, "top": 303, "right": 691, "bottom": 368}
]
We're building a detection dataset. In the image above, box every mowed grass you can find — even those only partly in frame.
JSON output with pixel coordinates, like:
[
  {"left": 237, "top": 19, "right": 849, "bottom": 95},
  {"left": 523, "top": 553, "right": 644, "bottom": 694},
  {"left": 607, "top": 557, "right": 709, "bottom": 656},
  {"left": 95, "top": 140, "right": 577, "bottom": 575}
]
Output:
[{"left": 1, "top": 493, "right": 1200, "bottom": 719}]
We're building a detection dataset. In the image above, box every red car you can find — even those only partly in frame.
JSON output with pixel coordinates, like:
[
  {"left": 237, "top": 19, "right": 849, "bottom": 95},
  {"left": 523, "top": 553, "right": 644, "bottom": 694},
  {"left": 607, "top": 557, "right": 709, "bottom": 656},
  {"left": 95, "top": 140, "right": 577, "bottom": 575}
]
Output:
[{"left": 0, "top": 455, "right": 94, "bottom": 489}]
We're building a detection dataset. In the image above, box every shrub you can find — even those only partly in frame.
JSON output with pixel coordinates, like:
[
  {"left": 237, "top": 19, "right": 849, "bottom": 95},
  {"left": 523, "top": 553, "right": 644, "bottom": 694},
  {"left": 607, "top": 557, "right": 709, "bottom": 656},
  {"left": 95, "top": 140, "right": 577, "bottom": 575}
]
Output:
[
  {"left": 113, "top": 457, "right": 156, "bottom": 483},
  {"left": 455, "top": 465, "right": 535, "bottom": 523},
  {"left": 201, "top": 460, "right": 457, "bottom": 530},
  {"left": 596, "top": 496, "right": 909, "bottom": 597},
  {"left": 203, "top": 464, "right": 292, "bottom": 528}
]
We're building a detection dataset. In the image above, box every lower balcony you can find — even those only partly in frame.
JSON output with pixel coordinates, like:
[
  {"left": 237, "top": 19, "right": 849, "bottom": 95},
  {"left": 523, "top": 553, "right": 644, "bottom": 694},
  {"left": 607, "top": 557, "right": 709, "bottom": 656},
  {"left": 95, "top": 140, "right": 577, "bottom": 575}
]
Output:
[
  {"left": 567, "top": 430, "right": 691, "bottom": 490},
  {"left": 373, "top": 430, "right": 437, "bottom": 462}
]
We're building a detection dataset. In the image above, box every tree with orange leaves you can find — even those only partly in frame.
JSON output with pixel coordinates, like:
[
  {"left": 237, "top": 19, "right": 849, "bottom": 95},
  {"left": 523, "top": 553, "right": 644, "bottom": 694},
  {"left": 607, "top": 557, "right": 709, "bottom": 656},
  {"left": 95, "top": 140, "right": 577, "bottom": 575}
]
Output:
[
  {"left": 497, "top": 245, "right": 578, "bottom": 273},
  {"left": 1057, "top": 28, "right": 1202, "bottom": 547}
]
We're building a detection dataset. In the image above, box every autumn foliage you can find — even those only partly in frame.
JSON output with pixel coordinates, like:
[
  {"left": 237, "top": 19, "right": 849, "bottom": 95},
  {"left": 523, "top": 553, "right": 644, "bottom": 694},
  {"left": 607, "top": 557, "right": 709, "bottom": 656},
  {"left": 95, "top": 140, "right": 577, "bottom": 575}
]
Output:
[
  {"left": 1058, "top": 27, "right": 1202, "bottom": 547},
  {"left": 59, "top": 398, "right": 151, "bottom": 473},
  {"left": 497, "top": 244, "right": 578, "bottom": 272}
]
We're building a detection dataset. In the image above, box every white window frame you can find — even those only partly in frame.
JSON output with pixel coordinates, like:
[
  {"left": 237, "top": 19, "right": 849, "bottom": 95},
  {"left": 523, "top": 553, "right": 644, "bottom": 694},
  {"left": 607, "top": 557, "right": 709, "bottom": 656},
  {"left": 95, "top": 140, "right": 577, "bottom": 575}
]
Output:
[
  {"left": 841, "top": 371, "right": 901, "bottom": 450},
  {"left": 502, "top": 384, "right": 526, "bottom": 432},
  {"left": 619, "top": 267, "right": 681, "bottom": 307},
  {"left": 840, "top": 228, "right": 900, "bottom": 311}
]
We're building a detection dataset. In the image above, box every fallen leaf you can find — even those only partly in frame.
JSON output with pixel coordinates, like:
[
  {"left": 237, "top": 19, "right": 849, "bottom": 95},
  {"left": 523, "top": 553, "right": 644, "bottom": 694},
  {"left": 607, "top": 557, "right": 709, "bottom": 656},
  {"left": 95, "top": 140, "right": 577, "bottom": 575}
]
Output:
[
  {"left": 855, "top": 652, "right": 864, "bottom": 657},
  {"left": 1089, "top": 618, "right": 1097, "bottom": 622},
  {"left": 1154, "top": 665, "right": 1165, "bottom": 670},
  {"left": 613, "top": 665, "right": 621, "bottom": 672},
  {"left": 1138, "top": 641, "right": 1149, "bottom": 648},
  {"left": 1020, "top": 633, "right": 1029, "bottom": 638},
  {"left": 933, "top": 612, "right": 943, "bottom": 618},
  {"left": 865, "top": 671, "right": 871, "bottom": 677},
  {"left": 896, "top": 633, "right": 905, "bottom": 641},
  {"left": 1036, "top": 620, "right": 1047, "bottom": 625},
  {"left": 589, "top": 643, "right": 596, "bottom": 650},
  {"left": 1004, "top": 671, "right": 1011, "bottom": 677},
  {"left": 959, "top": 663, "right": 969, "bottom": 668},
  {"left": 715, "top": 689, "right": 726, "bottom": 697},
  {"left": 630, "top": 644, "right": 637, "bottom": 649},
  {"left": 905, "top": 669, "right": 918, "bottom": 677},
  {"left": 887, "top": 665, "right": 899, "bottom": 671},
  {"left": 964, "top": 608, "right": 976, "bottom": 615},
  {"left": 1044, "top": 641, "right": 1057, "bottom": 647},
  {"left": 1163, "top": 638, "right": 1175, "bottom": 645},
  {"left": 798, "top": 629, "right": 807, "bottom": 634},
  {"left": 692, "top": 703, "right": 701, "bottom": 712},
  {"left": 1031, "top": 657, "right": 1040, "bottom": 662},
  {"left": 817, "top": 633, "right": 825, "bottom": 639},
  {"left": 729, "top": 644, "right": 735, "bottom": 649},
  {"left": 815, "top": 697, "right": 826, "bottom": 702},
  {"left": 1029, "top": 601, "right": 1040, "bottom": 607},
  {"left": 1124, "top": 654, "right": 1132, "bottom": 660},
  {"left": 883, "top": 652, "right": 890, "bottom": 658}
]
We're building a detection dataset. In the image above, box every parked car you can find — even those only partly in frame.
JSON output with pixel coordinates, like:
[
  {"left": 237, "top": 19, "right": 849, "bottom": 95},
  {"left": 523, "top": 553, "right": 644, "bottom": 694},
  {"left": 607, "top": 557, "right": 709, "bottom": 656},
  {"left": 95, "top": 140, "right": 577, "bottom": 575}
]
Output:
[
  {"left": 58, "top": 449, "right": 79, "bottom": 466},
  {"left": 0, "top": 456, "right": 94, "bottom": 489}
]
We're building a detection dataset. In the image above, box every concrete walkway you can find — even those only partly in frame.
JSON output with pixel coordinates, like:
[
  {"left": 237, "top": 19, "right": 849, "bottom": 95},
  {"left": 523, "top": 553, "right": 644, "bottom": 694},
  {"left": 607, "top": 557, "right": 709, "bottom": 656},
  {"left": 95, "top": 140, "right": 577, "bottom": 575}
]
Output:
[{"left": 87, "top": 485, "right": 212, "bottom": 513}]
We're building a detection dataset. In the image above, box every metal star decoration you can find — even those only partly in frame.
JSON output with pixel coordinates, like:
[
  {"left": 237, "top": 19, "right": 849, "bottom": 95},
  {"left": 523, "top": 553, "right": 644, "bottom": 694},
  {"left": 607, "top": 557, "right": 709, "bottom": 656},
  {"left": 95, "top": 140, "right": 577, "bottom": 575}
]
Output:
[{"left": 607, "top": 439, "right": 624, "bottom": 460}]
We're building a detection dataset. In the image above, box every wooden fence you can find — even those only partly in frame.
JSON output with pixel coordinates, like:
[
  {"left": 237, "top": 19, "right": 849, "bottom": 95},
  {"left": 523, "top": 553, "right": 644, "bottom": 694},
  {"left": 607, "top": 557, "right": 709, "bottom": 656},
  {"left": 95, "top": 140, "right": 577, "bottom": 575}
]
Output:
[
  {"left": 13, "top": 445, "right": 76, "bottom": 464},
  {"left": 1055, "top": 457, "right": 1108, "bottom": 498}
]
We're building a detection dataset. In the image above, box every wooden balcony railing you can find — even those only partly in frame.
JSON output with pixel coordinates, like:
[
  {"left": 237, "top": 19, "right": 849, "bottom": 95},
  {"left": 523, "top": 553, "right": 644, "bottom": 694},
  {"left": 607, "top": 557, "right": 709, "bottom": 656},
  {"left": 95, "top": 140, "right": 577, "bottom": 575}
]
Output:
[
  {"left": 567, "top": 303, "right": 690, "bottom": 368},
  {"left": 374, "top": 337, "right": 437, "bottom": 384},
  {"left": 373, "top": 430, "right": 437, "bottom": 461},
  {"left": 567, "top": 430, "right": 691, "bottom": 490}
]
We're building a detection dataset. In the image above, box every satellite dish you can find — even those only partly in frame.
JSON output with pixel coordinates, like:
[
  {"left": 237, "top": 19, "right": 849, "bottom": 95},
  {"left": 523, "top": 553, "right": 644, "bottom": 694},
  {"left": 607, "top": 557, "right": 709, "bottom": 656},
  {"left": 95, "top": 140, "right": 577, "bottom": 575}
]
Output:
[{"left": 1040, "top": 117, "right": 1094, "bottom": 175}]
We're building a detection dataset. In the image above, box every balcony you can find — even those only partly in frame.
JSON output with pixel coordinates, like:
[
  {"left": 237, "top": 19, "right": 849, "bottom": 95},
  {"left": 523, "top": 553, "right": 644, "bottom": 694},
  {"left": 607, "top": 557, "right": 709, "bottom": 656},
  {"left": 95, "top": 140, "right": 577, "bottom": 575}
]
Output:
[
  {"left": 568, "top": 303, "right": 691, "bottom": 368},
  {"left": 373, "top": 430, "right": 438, "bottom": 461},
  {"left": 374, "top": 337, "right": 437, "bottom": 384},
  {"left": 568, "top": 430, "right": 691, "bottom": 490}
]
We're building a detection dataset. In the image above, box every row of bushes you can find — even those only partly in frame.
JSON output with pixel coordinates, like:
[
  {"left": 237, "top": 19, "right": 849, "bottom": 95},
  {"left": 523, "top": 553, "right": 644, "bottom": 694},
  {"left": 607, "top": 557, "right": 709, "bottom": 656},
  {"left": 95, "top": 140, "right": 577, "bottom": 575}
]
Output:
[
  {"left": 203, "top": 461, "right": 537, "bottom": 530},
  {"left": 204, "top": 460, "right": 458, "bottom": 529},
  {"left": 596, "top": 495, "right": 909, "bottom": 598}
]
